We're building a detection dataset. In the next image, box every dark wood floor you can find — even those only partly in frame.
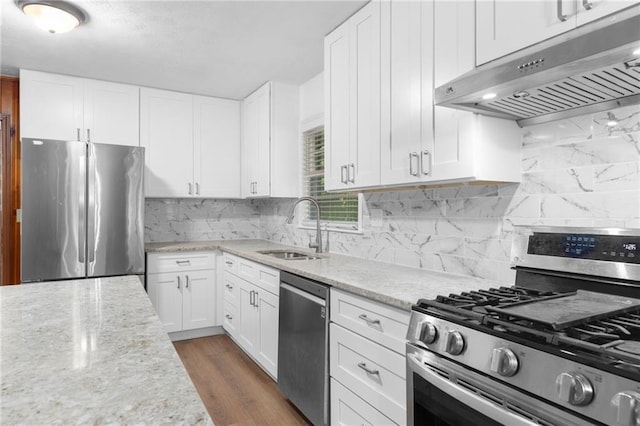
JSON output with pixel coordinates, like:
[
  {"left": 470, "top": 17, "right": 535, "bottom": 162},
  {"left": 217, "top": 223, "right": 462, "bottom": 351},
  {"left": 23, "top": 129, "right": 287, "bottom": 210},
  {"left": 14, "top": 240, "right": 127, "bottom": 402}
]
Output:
[{"left": 174, "top": 335, "right": 311, "bottom": 426}]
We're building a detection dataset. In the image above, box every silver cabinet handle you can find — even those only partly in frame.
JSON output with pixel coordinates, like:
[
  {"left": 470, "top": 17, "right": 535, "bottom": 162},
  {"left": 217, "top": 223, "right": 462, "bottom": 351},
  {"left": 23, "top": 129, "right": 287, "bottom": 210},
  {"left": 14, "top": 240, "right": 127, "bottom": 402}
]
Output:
[
  {"left": 358, "top": 313, "right": 381, "bottom": 326},
  {"left": 409, "top": 152, "right": 419, "bottom": 176},
  {"left": 421, "top": 150, "right": 431, "bottom": 176},
  {"left": 86, "top": 128, "right": 91, "bottom": 143},
  {"left": 340, "top": 165, "right": 348, "bottom": 184},
  {"left": 253, "top": 181, "right": 258, "bottom": 194},
  {"left": 195, "top": 182, "right": 200, "bottom": 195},
  {"left": 76, "top": 128, "right": 81, "bottom": 141},
  {"left": 249, "top": 290, "right": 254, "bottom": 306},
  {"left": 582, "top": 0, "right": 592, "bottom": 10},
  {"left": 188, "top": 182, "right": 193, "bottom": 195},
  {"left": 225, "top": 260, "right": 234, "bottom": 266},
  {"left": 557, "top": 0, "right": 568, "bottom": 21},
  {"left": 225, "top": 283, "right": 233, "bottom": 290},
  {"left": 176, "top": 260, "right": 191, "bottom": 265},
  {"left": 185, "top": 274, "right": 189, "bottom": 289},
  {"left": 177, "top": 275, "right": 181, "bottom": 289},
  {"left": 348, "top": 163, "right": 355, "bottom": 183},
  {"left": 225, "top": 314, "right": 233, "bottom": 320},
  {"left": 357, "top": 362, "right": 380, "bottom": 375}
]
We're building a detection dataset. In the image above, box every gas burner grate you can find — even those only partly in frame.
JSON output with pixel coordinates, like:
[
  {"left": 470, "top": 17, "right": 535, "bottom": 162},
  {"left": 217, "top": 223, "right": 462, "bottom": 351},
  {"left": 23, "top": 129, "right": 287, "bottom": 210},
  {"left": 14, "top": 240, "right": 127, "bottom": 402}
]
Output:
[{"left": 432, "top": 286, "right": 558, "bottom": 310}]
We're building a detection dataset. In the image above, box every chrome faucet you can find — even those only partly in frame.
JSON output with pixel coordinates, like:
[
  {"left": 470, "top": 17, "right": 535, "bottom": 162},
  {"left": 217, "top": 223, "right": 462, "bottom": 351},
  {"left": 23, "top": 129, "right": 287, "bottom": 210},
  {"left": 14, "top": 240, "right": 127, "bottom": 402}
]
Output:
[{"left": 285, "top": 197, "right": 322, "bottom": 253}]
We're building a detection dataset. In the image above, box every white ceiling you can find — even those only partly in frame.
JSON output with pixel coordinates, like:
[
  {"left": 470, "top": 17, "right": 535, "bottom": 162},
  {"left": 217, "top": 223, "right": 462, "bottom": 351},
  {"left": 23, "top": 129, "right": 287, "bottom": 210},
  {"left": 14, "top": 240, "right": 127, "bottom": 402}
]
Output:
[{"left": 0, "top": 0, "right": 366, "bottom": 99}]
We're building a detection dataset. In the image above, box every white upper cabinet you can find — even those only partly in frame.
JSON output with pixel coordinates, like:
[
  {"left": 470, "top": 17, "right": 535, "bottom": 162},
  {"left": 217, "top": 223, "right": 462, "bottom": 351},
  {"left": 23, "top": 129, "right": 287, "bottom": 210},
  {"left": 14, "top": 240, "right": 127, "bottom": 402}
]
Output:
[
  {"left": 242, "top": 83, "right": 271, "bottom": 197},
  {"left": 20, "top": 69, "right": 139, "bottom": 146},
  {"left": 193, "top": 95, "right": 241, "bottom": 198},
  {"left": 241, "top": 81, "right": 299, "bottom": 198},
  {"left": 325, "top": 0, "right": 381, "bottom": 191},
  {"left": 380, "top": 0, "right": 433, "bottom": 185},
  {"left": 141, "top": 88, "right": 194, "bottom": 197},
  {"left": 141, "top": 88, "right": 241, "bottom": 198},
  {"left": 476, "top": 0, "right": 639, "bottom": 65},
  {"left": 576, "top": 0, "right": 639, "bottom": 25},
  {"left": 377, "top": 0, "right": 521, "bottom": 188},
  {"left": 433, "top": 1, "right": 522, "bottom": 184}
]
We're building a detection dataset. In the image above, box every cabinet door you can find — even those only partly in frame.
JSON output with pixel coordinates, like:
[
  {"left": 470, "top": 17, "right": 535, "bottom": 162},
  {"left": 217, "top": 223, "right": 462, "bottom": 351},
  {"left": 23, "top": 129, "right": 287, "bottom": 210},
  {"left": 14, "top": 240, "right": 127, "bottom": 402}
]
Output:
[
  {"left": 182, "top": 269, "right": 217, "bottom": 330},
  {"left": 20, "top": 70, "right": 83, "bottom": 141},
  {"left": 147, "top": 272, "right": 183, "bottom": 333},
  {"left": 381, "top": 0, "right": 433, "bottom": 185},
  {"left": 83, "top": 79, "right": 139, "bottom": 146},
  {"left": 256, "top": 289, "right": 279, "bottom": 379},
  {"left": 431, "top": 0, "right": 476, "bottom": 182},
  {"left": 476, "top": 0, "right": 576, "bottom": 65},
  {"left": 237, "top": 279, "right": 259, "bottom": 354},
  {"left": 324, "top": 23, "right": 350, "bottom": 191},
  {"left": 193, "top": 95, "right": 241, "bottom": 198},
  {"left": 242, "top": 83, "right": 271, "bottom": 197},
  {"left": 349, "top": 1, "right": 381, "bottom": 188},
  {"left": 140, "top": 88, "right": 194, "bottom": 197},
  {"left": 576, "top": 0, "right": 639, "bottom": 25}
]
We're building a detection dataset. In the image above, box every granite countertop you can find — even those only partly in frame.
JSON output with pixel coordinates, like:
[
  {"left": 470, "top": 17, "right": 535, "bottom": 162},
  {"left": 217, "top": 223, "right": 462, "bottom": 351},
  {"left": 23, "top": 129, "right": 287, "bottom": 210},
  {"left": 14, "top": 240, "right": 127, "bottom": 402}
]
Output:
[
  {"left": 146, "top": 240, "right": 498, "bottom": 310},
  {"left": 0, "top": 275, "right": 212, "bottom": 425}
]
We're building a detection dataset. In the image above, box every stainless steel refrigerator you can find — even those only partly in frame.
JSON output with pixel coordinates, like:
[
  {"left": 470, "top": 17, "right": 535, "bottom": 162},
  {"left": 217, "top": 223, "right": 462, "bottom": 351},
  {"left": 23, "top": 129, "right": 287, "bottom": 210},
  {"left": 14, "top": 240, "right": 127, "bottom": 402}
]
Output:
[{"left": 21, "top": 138, "right": 145, "bottom": 282}]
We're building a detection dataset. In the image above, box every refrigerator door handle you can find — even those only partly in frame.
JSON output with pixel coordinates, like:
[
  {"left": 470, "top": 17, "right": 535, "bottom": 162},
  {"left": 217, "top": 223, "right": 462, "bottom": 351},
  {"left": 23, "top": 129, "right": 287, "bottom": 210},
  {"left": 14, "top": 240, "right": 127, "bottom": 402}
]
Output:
[
  {"left": 87, "top": 145, "right": 97, "bottom": 264},
  {"left": 78, "top": 152, "right": 86, "bottom": 264}
]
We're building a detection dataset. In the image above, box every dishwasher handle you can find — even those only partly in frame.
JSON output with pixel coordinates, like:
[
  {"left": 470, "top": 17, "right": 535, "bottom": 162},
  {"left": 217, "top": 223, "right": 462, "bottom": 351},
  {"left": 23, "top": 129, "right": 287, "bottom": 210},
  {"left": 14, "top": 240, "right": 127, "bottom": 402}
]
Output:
[{"left": 281, "top": 282, "right": 326, "bottom": 307}]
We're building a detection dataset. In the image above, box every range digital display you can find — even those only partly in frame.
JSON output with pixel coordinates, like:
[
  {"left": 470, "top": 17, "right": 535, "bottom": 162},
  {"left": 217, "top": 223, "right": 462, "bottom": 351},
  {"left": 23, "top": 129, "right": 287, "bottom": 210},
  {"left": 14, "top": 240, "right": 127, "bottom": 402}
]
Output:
[{"left": 527, "top": 233, "right": 640, "bottom": 264}]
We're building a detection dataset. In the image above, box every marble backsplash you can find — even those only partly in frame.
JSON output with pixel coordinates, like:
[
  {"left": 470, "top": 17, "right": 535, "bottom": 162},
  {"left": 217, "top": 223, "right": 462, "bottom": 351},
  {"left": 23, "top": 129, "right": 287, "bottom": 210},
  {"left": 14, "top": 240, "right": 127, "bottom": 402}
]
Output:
[
  {"left": 259, "top": 105, "right": 640, "bottom": 285},
  {"left": 144, "top": 105, "right": 639, "bottom": 285},
  {"left": 145, "top": 198, "right": 262, "bottom": 242}
]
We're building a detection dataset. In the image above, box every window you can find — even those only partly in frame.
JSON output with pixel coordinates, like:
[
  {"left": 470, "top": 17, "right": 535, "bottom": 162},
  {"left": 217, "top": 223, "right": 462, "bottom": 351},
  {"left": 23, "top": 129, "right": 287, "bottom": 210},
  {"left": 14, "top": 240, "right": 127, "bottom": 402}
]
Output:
[{"left": 300, "top": 126, "right": 361, "bottom": 232}]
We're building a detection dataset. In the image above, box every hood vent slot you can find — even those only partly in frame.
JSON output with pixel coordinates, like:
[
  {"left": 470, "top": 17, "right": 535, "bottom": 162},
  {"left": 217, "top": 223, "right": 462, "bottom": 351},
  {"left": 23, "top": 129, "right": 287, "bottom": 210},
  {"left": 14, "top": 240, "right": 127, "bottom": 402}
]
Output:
[
  {"left": 482, "top": 63, "right": 640, "bottom": 124},
  {"left": 435, "top": 6, "right": 640, "bottom": 127}
]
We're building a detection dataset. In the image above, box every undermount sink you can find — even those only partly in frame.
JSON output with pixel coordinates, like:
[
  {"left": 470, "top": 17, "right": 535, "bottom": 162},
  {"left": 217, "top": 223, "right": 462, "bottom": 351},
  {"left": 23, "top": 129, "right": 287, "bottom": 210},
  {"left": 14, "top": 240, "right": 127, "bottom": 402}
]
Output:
[{"left": 257, "top": 249, "right": 325, "bottom": 260}]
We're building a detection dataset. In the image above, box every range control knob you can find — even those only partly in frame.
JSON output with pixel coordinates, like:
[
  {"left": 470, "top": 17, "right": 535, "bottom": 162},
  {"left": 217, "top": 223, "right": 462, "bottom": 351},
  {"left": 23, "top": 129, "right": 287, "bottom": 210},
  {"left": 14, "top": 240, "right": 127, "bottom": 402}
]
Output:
[
  {"left": 555, "top": 372, "right": 594, "bottom": 406},
  {"left": 418, "top": 322, "right": 438, "bottom": 345},
  {"left": 490, "top": 348, "right": 519, "bottom": 377},
  {"left": 445, "top": 331, "right": 465, "bottom": 355},
  {"left": 612, "top": 391, "right": 640, "bottom": 426}
]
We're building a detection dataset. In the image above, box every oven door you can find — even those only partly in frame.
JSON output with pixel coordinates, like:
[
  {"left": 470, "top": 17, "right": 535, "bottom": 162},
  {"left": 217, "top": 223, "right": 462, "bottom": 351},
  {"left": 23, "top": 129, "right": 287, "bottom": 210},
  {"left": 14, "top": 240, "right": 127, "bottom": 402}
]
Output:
[{"left": 406, "top": 344, "right": 594, "bottom": 426}]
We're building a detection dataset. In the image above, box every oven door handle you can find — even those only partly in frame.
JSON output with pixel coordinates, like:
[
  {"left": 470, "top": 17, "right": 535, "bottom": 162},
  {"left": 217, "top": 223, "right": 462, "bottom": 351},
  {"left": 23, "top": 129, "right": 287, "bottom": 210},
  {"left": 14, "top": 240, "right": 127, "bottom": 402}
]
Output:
[{"left": 407, "top": 354, "right": 538, "bottom": 426}]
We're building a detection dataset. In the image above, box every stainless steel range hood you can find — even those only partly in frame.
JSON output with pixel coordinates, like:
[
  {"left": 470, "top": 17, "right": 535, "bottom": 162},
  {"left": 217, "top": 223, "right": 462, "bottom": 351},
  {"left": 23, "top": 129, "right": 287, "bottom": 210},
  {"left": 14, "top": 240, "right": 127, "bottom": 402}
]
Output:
[{"left": 434, "top": 6, "right": 640, "bottom": 127}]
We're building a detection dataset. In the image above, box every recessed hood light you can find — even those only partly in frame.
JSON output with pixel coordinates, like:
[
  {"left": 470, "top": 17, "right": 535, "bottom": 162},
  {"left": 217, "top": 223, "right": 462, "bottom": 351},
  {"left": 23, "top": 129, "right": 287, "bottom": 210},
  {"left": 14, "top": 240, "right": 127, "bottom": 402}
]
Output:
[{"left": 18, "top": 0, "right": 86, "bottom": 34}]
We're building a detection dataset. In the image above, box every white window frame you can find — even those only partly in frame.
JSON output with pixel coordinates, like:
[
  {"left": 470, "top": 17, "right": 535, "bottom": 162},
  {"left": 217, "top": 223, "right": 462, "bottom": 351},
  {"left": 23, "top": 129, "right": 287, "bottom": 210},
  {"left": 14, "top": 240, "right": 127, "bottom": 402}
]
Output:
[{"left": 298, "top": 116, "right": 363, "bottom": 234}]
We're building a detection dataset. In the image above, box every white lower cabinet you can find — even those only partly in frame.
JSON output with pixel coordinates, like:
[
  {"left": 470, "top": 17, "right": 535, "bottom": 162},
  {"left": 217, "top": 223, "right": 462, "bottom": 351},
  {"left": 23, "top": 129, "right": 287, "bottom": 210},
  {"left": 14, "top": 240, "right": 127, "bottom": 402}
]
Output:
[
  {"left": 329, "top": 288, "right": 410, "bottom": 425},
  {"left": 331, "top": 378, "right": 396, "bottom": 426},
  {"left": 146, "top": 252, "right": 217, "bottom": 335},
  {"left": 221, "top": 252, "right": 279, "bottom": 379}
]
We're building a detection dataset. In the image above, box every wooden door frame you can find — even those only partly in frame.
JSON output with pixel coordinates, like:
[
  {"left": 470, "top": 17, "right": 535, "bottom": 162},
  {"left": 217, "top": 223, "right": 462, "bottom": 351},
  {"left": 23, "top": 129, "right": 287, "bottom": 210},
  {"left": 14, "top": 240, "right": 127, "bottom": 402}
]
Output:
[{"left": 1, "top": 75, "right": 20, "bottom": 285}]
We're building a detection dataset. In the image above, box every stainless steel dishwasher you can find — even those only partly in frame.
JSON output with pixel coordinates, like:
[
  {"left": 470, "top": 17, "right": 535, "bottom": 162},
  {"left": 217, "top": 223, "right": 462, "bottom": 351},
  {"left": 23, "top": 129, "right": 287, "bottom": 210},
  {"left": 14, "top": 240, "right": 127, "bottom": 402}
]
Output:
[{"left": 277, "top": 271, "right": 329, "bottom": 426}]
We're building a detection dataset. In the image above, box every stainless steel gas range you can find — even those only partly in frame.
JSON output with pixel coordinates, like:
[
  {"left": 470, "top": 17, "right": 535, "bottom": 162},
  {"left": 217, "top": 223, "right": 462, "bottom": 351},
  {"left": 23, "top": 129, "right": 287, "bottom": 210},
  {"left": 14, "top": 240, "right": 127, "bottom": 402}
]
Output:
[{"left": 406, "top": 227, "right": 640, "bottom": 426}]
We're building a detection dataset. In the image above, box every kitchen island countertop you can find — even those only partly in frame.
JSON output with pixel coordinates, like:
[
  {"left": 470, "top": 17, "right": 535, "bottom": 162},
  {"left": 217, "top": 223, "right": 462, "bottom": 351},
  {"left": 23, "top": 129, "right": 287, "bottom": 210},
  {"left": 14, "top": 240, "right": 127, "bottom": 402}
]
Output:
[
  {"left": 146, "top": 239, "right": 499, "bottom": 310},
  {"left": 0, "top": 275, "right": 212, "bottom": 425}
]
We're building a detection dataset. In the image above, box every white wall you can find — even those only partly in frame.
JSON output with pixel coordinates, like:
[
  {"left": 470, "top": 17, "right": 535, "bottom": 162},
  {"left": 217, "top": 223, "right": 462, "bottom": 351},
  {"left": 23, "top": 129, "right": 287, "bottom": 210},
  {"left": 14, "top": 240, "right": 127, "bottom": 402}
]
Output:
[{"left": 299, "top": 72, "right": 323, "bottom": 129}]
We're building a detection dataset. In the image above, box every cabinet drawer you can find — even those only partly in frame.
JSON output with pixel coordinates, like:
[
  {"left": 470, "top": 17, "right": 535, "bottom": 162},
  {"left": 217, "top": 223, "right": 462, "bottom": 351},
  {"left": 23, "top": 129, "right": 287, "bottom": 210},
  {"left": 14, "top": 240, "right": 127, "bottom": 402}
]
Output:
[
  {"left": 330, "top": 288, "right": 410, "bottom": 354},
  {"left": 222, "top": 301, "right": 238, "bottom": 338},
  {"left": 221, "top": 272, "right": 239, "bottom": 305},
  {"left": 331, "top": 378, "right": 397, "bottom": 426},
  {"left": 237, "top": 257, "right": 279, "bottom": 296},
  {"left": 222, "top": 252, "right": 239, "bottom": 275},
  {"left": 148, "top": 252, "right": 216, "bottom": 273},
  {"left": 330, "top": 323, "right": 406, "bottom": 425}
]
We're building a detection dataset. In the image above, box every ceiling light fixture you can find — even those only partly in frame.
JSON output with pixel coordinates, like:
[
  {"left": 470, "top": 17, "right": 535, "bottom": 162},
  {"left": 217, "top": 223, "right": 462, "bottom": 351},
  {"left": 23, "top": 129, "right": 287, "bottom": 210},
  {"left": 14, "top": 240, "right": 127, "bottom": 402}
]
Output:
[{"left": 17, "top": 0, "right": 86, "bottom": 34}]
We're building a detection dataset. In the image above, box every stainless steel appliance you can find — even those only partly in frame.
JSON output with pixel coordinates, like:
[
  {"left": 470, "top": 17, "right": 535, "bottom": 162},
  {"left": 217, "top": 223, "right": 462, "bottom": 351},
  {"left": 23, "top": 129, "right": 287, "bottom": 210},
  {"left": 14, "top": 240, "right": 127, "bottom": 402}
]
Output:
[
  {"left": 407, "top": 227, "right": 640, "bottom": 426},
  {"left": 435, "top": 5, "right": 640, "bottom": 126},
  {"left": 21, "top": 138, "right": 144, "bottom": 282},
  {"left": 278, "top": 271, "right": 329, "bottom": 426}
]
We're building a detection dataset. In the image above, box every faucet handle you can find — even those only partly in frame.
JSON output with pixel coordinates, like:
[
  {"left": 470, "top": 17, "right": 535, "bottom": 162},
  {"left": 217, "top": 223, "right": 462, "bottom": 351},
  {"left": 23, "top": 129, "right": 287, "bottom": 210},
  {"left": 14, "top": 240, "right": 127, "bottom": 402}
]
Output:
[{"left": 308, "top": 235, "right": 318, "bottom": 249}]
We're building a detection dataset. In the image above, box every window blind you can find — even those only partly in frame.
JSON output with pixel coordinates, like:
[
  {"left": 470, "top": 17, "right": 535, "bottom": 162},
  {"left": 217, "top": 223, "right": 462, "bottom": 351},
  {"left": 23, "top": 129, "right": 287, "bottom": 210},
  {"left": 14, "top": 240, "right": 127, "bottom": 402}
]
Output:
[{"left": 302, "top": 126, "right": 359, "bottom": 225}]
